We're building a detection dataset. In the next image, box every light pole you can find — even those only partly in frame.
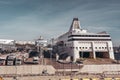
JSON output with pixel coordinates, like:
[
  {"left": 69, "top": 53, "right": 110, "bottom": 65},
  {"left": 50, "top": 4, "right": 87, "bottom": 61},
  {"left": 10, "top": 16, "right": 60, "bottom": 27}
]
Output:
[
  {"left": 70, "top": 61, "right": 73, "bottom": 80},
  {"left": 62, "top": 63, "right": 64, "bottom": 76},
  {"left": 13, "top": 66, "right": 17, "bottom": 80},
  {"left": 50, "top": 38, "right": 53, "bottom": 65}
]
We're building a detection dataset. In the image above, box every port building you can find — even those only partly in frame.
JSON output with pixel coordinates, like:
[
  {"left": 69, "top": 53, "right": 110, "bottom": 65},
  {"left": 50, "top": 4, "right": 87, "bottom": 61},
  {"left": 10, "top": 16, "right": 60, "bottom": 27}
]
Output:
[
  {"left": 0, "top": 39, "right": 15, "bottom": 51},
  {"left": 55, "top": 18, "right": 114, "bottom": 62}
]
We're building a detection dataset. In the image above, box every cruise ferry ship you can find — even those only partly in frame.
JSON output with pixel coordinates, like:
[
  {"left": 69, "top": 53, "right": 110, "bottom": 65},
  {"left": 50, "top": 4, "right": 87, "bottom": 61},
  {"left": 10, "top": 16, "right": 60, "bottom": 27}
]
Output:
[{"left": 55, "top": 18, "right": 114, "bottom": 62}]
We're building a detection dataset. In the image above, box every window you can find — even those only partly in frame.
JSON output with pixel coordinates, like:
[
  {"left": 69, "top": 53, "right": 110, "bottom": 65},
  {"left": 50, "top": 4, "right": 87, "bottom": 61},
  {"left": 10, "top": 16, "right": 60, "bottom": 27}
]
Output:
[
  {"left": 65, "top": 44, "right": 66, "bottom": 46},
  {"left": 76, "top": 47, "right": 78, "bottom": 49},
  {"left": 95, "top": 47, "right": 97, "bottom": 49},
  {"left": 110, "top": 47, "right": 111, "bottom": 50},
  {"left": 89, "top": 47, "right": 92, "bottom": 49}
]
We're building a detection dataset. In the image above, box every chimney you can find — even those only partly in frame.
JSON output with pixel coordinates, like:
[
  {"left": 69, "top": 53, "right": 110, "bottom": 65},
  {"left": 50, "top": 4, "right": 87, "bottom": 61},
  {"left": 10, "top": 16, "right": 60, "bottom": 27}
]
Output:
[{"left": 69, "top": 18, "right": 81, "bottom": 32}]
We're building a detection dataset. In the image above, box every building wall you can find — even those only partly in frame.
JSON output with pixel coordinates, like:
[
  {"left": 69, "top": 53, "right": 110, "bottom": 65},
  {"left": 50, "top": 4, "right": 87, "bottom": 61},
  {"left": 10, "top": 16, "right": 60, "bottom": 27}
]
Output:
[
  {"left": 0, "top": 39, "right": 15, "bottom": 45},
  {"left": 15, "top": 41, "right": 35, "bottom": 45},
  {"left": 0, "top": 39, "right": 15, "bottom": 51}
]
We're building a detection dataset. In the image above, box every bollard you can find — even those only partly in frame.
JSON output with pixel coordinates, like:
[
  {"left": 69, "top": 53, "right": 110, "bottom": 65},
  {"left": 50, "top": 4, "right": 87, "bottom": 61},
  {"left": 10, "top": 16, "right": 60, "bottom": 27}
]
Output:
[
  {"left": 112, "top": 77, "right": 115, "bottom": 80},
  {"left": 89, "top": 78, "right": 92, "bottom": 80},
  {"left": 79, "top": 78, "right": 82, "bottom": 80}
]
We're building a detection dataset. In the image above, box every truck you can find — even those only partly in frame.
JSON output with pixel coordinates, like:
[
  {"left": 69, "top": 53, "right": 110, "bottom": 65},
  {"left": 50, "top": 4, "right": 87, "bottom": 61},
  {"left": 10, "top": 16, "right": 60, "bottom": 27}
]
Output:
[
  {"left": 6, "top": 55, "right": 16, "bottom": 66},
  {"left": 0, "top": 58, "right": 6, "bottom": 65},
  {"left": 14, "top": 57, "right": 22, "bottom": 65},
  {"left": 33, "top": 56, "right": 39, "bottom": 64},
  {"left": 0, "top": 55, "right": 8, "bottom": 65}
]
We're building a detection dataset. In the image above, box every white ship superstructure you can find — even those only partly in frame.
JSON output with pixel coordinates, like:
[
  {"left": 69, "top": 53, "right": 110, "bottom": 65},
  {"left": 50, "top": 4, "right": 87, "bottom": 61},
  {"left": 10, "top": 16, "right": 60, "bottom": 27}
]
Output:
[{"left": 56, "top": 18, "right": 114, "bottom": 62}]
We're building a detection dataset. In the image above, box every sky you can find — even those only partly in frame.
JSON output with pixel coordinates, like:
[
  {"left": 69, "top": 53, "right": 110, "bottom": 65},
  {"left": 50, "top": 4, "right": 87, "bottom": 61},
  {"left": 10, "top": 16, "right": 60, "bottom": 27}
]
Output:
[{"left": 0, "top": 0, "right": 120, "bottom": 46}]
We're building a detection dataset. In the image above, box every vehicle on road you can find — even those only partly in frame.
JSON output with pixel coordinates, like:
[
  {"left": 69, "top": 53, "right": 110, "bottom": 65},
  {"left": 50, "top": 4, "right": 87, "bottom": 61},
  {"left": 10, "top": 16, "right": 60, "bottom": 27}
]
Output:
[
  {"left": 15, "top": 58, "right": 22, "bottom": 65},
  {"left": 0, "top": 58, "right": 6, "bottom": 65},
  {"left": 33, "top": 56, "right": 39, "bottom": 64},
  {"left": 6, "top": 55, "right": 16, "bottom": 66}
]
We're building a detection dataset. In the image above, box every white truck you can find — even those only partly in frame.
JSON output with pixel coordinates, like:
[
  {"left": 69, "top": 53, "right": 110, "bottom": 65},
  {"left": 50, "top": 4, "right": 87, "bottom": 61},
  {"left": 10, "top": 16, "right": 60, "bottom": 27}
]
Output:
[
  {"left": 6, "top": 55, "right": 16, "bottom": 66},
  {"left": 15, "top": 57, "right": 22, "bottom": 65},
  {"left": 33, "top": 57, "right": 39, "bottom": 64}
]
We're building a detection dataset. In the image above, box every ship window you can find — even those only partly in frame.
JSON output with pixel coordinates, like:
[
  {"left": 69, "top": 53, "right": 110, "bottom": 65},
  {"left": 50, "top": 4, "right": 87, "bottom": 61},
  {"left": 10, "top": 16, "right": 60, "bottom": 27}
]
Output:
[
  {"left": 76, "top": 47, "right": 78, "bottom": 49},
  {"left": 85, "top": 47, "right": 87, "bottom": 49},
  {"left": 65, "top": 44, "right": 66, "bottom": 46},
  {"left": 110, "top": 47, "right": 111, "bottom": 50},
  {"left": 95, "top": 47, "right": 97, "bottom": 49},
  {"left": 82, "top": 47, "right": 84, "bottom": 49},
  {"left": 102, "top": 47, "right": 104, "bottom": 49},
  {"left": 79, "top": 47, "right": 81, "bottom": 49},
  {"left": 105, "top": 47, "right": 107, "bottom": 49},
  {"left": 99, "top": 47, "right": 101, "bottom": 49},
  {"left": 89, "top": 47, "right": 92, "bottom": 49}
]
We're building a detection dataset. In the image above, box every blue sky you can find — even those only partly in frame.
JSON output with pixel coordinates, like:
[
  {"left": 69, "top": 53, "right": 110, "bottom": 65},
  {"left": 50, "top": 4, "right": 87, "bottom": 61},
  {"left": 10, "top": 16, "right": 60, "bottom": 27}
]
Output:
[{"left": 0, "top": 0, "right": 120, "bottom": 46}]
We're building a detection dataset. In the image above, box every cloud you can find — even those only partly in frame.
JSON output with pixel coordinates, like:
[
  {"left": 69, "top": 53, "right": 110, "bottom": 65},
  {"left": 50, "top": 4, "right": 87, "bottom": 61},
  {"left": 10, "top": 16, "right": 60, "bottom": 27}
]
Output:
[
  {"left": 0, "top": 1, "right": 12, "bottom": 5},
  {"left": 0, "top": 0, "right": 120, "bottom": 46}
]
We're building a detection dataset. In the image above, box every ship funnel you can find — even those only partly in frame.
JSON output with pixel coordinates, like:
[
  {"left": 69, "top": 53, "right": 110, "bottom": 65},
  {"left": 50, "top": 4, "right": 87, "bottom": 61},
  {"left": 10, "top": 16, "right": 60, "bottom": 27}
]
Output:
[{"left": 69, "top": 18, "right": 81, "bottom": 32}]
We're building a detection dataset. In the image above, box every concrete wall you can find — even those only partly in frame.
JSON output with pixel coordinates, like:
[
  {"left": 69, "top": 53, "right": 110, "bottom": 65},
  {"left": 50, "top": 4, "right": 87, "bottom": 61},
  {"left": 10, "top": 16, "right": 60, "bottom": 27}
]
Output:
[
  {"left": 4, "top": 76, "right": 72, "bottom": 80},
  {"left": 79, "top": 64, "right": 120, "bottom": 73},
  {"left": 1, "top": 64, "right": 120, "bottom": 77},
  {"left": 0, "top": 65, "right": 55, "bottom": 75},
  {"left": 1, "top": 64, "right": 120, "bottom": 80}
]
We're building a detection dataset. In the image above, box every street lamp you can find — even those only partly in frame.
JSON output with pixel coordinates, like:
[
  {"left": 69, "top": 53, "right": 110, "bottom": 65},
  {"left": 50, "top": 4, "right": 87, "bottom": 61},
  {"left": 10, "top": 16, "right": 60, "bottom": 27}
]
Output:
[
  {"left": 49, "top": 48, "right": 53, "bottom": 65},
  {"left": 62, "top": 63, "right": 64, "bottom": 76},
  {"left": 13, "top": 66, "right": 17, "bottom": 80},
  {"left": 70, "top": 61, "right": 73, "bottom": 80}
]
